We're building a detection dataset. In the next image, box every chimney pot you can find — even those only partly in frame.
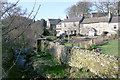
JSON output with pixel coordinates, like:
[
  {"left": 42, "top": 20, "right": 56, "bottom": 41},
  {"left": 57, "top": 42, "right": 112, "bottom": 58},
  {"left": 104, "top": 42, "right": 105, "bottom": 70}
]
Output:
[
  {"left": 81, "top": 14, "right": 84, "bottom": 17},
  {"left": 108, "top": 11, "right": 112, "bottom": 22},
  {"left": 66, "top": 15, "right": 68, "bottom": 19}
]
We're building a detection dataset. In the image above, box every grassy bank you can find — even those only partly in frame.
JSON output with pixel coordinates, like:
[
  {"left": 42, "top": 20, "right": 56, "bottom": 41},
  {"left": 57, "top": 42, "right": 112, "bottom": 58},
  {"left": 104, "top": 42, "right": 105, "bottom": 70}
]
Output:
[
  {"left": 32, "top": 52, "right": 99, "bottom": 78},
  {"left": 98, "top": 40, "right": 119, "bottom": 57}
]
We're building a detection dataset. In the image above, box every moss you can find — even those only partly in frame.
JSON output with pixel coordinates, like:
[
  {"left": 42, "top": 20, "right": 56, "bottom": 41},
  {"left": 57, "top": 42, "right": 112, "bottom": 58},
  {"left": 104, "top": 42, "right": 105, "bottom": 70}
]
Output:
[{"left": 38, "top": 65, "right": 69, "bottom": 78}]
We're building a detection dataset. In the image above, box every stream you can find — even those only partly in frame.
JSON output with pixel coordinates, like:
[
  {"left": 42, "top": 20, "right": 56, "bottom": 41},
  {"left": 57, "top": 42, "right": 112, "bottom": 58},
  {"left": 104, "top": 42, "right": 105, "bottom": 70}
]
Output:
[{"left": 7, "top": 48, "right": 38, "bottom": 78}]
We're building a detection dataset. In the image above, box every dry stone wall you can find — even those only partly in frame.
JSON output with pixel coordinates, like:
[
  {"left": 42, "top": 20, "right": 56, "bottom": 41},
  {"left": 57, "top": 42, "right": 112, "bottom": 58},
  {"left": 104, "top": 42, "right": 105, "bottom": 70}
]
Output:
[
  {"left": 69, "top": 48, "right": 119, "bottom": 78},
  {"left": 49, "top": 42, "right": 70, "bottom": 63},
  {"left": 41, "top": 41, "right": 119, "bottom": 78}
]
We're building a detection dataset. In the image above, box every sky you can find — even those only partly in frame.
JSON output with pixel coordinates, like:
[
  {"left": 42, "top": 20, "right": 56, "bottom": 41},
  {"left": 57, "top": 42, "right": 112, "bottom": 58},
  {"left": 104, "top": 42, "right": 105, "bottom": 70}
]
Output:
[
  {"left": 6, "top": 0, "right": 79, "bottom": 21},
  {"left": 18, "top": 2, "right": 77, "bottom": 20},
  {"left": 6, "top": 0, "right": 118, "bottom": 21}
]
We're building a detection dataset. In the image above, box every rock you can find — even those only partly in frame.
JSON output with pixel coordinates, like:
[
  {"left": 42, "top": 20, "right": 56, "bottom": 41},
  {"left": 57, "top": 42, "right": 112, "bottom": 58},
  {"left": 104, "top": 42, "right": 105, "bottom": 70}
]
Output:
[{"left": 70, "top": 67, "right": 79, "bottom": 73}]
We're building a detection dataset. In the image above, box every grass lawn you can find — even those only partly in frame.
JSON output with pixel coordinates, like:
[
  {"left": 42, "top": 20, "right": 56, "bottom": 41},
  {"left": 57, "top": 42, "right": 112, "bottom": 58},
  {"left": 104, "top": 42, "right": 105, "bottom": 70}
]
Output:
[
  {"left": 64, "top": 43, "right": 72, "bottom": 47},
  {"left": 98, "top": 40, "right": 119, "bottom": 57}
]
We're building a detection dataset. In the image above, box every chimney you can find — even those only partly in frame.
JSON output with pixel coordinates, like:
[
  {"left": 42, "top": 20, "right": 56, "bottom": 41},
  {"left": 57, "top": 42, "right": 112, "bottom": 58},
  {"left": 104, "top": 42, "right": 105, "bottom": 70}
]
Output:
[
  {"left": 108, "top": 11, "right": 112, "bottom": 22},
  {"left": 81, "top": 14, "right": 84, "bottom": 18},
  {"left": 66, "top": 15, "right": 68, "bottom": 19},
  {"left": 81, "top": 14, "right": 84, "bottom": 19},
  {"left": 79, "top": 14, "right": 84, "bottom": 23}
]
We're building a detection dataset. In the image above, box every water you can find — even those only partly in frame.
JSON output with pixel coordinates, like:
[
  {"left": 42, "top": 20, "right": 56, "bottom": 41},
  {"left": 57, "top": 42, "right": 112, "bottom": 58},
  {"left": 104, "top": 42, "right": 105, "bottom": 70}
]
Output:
[
  {"left": 7, "top": 48, "right": 44, "bottom": 78},
  {"left": 7, "top": 48, "right": 33, "bottom": 78},
  {"left": 16, "top": 55, "right": 26, "bottom": 69}
]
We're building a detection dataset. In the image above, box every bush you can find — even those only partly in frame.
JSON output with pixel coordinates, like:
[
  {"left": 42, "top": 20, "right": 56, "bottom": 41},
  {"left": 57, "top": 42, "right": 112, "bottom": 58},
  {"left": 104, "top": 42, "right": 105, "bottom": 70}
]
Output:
[
  {"left": 91, "top": 44, "right": 97, "bottom": 49},
  {"left": 84, "top": 37, "right": 90, "bottom": 39},
  {"left": 46, "top": 38, "right": 53, "bottom": 41},
  {"left": 46, "top": 36, "right": 57, "bottom": 41},
  {"left": 86, "top": 44, "right": 91, "bottom": 50},
  {"left": 117, "top": 30, "right": 120, "bottom": 38},
  {"left": 86, "top": 43, "right": 98, "bottom": 51},
  {"left": 101, "top": 33, "right": 106, "bottom": 37},
  {"left": 43, "top": 28, "right": 50, "bottom": 36},
  {"left": 111, "top": 34, "right": 118, "bottom": 39},
  {"left": 70, "top": 34, "right": 76, "bottom": 36}
]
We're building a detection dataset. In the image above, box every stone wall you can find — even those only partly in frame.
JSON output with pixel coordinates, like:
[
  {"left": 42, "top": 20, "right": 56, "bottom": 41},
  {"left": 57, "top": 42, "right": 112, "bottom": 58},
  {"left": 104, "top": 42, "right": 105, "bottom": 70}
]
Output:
[
  {"left": 41, "top": 41, "right": 119, "bottom": 78},
  {"left": 49, "top": 42, "right": 70, "bottom": 63},
  {"left": 69, "top": 48, "right": 119, "bottom": 78}
]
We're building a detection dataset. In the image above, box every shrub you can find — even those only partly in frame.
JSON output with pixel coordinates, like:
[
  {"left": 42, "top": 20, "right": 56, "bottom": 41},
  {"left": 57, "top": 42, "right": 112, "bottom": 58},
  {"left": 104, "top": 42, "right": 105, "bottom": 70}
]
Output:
[
  {"left": 86, "top": 43, "right": 98, "bottom": 51},
  {"left": 86, "top": 44, "right": 91, "bottom": 50},
  {"left": 84, "top": 37, "right": 90, "bottom": 39},
  {"left": 70, "top": 34, "right": 76, "bottom": 36},
  {"left": 46, "top": 38, "right": 53, "bottom": 41},
  {"left": 42, "top": 28, "right": 50, "bottom": 36},
  {"left": 101, "top": 33, "right": 106, "bottom": 37},
  {"left": 111, "top": 34, "right": 118, "bottom": 39}
]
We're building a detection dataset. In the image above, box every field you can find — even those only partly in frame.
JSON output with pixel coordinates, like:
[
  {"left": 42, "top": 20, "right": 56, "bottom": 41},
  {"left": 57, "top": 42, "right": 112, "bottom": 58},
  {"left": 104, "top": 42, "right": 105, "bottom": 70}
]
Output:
[{"left": 98, "top": 40, "right": 119, "bottom": 57}]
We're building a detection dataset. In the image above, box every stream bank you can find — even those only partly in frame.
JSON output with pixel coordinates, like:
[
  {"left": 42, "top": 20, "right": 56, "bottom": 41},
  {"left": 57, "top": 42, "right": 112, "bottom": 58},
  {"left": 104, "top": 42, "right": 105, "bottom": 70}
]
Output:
[
  {"left": 6, "top": 48, "right": 100, "bottom": 79},
  {"left": 6, "top": 48, "right": 43, "bottom": 78},
  {"left": 32, "top": 52, "right": 100, "bottom": 78}
]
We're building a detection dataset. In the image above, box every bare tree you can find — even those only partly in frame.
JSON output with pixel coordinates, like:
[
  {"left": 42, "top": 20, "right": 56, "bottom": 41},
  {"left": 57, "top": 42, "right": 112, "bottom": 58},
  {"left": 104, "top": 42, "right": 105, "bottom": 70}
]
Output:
[
  {"left": 93, "top": 0, "right": 119, "bottom": 16},
  {"left": 1, "top": 0, "right": 41, "bottom": 78},
  {"left": 65, "top": 2, "right": 92, "bottom": 18}
]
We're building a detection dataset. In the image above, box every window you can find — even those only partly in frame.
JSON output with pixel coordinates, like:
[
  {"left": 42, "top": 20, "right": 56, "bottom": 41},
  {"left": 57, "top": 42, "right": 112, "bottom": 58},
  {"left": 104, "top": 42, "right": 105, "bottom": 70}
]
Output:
[
  {"left": 71, "top": 31, "right": 73, "bottom": 34},
  {"left": 67, "top": 30, "right": 71, "bottom": 34},
  {"left": 58, "top": 25, "right": 61, "bottom": 28},
  {"left": 57, "top": 31, "right": 60, "bottom": 34},
  {"left": 64, "top": 23, "right": 66, "bottom": 27},
  {"left": 83, "top": 25, "right": 86, "bottom": 28},
  {"left": 65, "top": 31, "right": 67, "bottom": 34},
  {"left": 73, "top": 22, "right": 76, "bottom": 26},
  {"left": 114, "top": 27, "right": 116, "bottom": 29},
  {"left": 74, "top": 30, "right": 76, "bottom": 34},
  {"left": 114, "top": 25, "right": 117, "bottom": 29}
]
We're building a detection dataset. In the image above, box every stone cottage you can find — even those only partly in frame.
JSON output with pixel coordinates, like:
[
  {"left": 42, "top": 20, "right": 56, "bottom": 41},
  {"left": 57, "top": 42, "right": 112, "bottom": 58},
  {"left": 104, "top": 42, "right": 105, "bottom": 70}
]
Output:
[
  {"left": 47, "top": 19, "right": 60, "bottom": 29},
  {"left": 56, "top": 15, "right": 84, "bottom": 36},
  {"left": 56, "top": 13, "right": 120, "bottom": 36}
]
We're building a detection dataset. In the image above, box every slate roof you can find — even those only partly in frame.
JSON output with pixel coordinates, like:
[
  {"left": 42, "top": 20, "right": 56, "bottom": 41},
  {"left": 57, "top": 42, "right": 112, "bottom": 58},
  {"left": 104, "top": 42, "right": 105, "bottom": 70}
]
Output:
[
  {"left": 57, "top": 22, "right": 62, "bottom": 25},
  {"left": 110, "top": 16, "right": 120, "bottom": 23},
  {"left": 81, "top": 16, "right": 109, "bottom": 24},
  {"left": 91, "top": 12, "right": 108, "bottom": 17},
  {"left": 62, "top": 17, "right": 83, "bottom": 22},
  {"left": 48, "top": 19, "right": 59, "bottom": 24},
  {"left": 58, "top": 16, "right": 120, "bottom": 24}
]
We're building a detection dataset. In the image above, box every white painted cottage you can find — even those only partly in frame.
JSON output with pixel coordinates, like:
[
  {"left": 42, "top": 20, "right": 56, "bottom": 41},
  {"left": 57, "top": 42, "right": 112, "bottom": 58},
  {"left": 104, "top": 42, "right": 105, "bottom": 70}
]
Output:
[{"left": 56, "top": 15, "right": 84, "bottom": 36}]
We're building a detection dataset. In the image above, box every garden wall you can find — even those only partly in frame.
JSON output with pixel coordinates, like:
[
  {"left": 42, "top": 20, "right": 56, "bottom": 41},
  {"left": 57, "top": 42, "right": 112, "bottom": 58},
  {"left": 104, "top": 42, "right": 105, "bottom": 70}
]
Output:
[
  {"left": 69, "top": 49, "right": 119, "bottom": 78},
  {"left": 40, "top": 41, "right": 119, "bottom": 78}
]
